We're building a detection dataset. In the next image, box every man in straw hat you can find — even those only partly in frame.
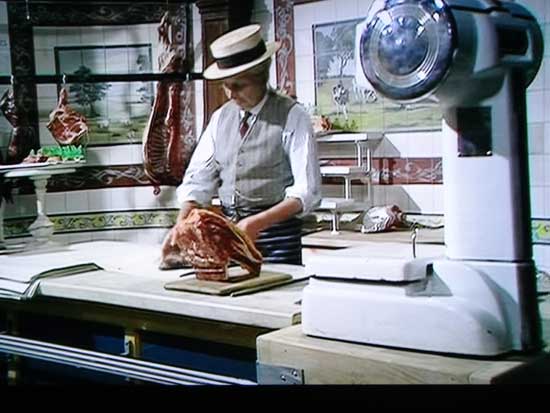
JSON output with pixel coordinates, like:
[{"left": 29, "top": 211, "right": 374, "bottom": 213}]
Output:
[{"left": 163, "top": 24, "right": 321, "bottom": 266}]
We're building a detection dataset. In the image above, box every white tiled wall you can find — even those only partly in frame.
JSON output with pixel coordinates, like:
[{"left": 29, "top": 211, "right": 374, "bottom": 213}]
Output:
[
  {"left": 251, "top": 0, "right": 277, "bottom": 89},
  {"left": 33, "top": 25, "right": 159, "bottom": 75},
  {"left": 33, "top": 186, "right": 178, "bottom": 216},
  {"left": 54, "top": 227, "right": 170, "bottom": 245},
  {"left": 192, "top": 4, "right": 203, "bottom": 139},
  {"left": 293, "top": 0, "right": 442, "bottom": 214},
  {"left": 520, "top": 0, "right": 550, "bottom": 269}
]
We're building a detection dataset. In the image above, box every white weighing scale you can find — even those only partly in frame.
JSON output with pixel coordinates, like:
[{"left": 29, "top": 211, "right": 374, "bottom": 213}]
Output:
[{"left": 302, "top": 0, "right": 544, "bottom": 356}]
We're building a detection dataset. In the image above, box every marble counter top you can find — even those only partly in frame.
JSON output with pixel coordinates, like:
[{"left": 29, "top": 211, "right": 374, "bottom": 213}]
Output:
[
  {"left": 5, "top": 232, "right": 446, "bottom": 330},
  {"left": 22, "top": 240, "right": 305, "bottom": 329}
]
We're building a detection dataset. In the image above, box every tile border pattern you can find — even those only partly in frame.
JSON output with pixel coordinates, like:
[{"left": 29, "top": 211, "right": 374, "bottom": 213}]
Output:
[
  {"left": 322, "top": 157, "right": 443, "bottom": 185},
  {"left": 10, "top": 157, "right": 444, "bottom": 196},
  {"left": 4, "top": 208, "right": 178, "bottom": 238},
  {"left": 6, "top": 210, "right": 549, "bottom": 246},
  {"left": 274, "top": 0, "right": 296, "bottom": 97},
  {"left": 15, "top": 164, "right": 151, "bottom": 195}
]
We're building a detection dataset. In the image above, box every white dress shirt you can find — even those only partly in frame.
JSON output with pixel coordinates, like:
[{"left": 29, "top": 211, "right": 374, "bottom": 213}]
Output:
[{"left": 176, "top": 89, "right": 322, "bottom": 217}]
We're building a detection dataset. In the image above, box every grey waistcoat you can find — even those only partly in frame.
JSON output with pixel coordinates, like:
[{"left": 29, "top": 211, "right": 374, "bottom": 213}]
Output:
[{"left": 215, "top": 90, "right": 296, "bottom": 209}]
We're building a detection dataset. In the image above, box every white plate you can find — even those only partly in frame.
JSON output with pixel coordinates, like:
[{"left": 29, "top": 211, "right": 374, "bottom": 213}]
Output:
[{"left": 0, "top": 160, "right": 85, "bottom": 173}]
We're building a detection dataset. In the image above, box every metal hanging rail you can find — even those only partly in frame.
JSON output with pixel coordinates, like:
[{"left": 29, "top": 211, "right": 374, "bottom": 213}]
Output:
[
  {"left": 0, "top": 72, "right": 203, "bottom": 85},
  {"left": 0, "top": 332, "right": 256, "bottom": 385}
]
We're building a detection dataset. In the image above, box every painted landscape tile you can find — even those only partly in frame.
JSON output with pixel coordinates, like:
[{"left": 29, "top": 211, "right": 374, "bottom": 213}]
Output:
[
  {"left": 313, "top": 18, "right": 441, "bottom": 131},
  {"left": 49, "top": 43, "right": 154, "bottom": 145}
]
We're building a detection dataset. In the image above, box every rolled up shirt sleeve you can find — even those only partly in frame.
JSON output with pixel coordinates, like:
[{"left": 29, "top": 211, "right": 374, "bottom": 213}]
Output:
[
  {"left": 282, "top": 103, "right": 322, "bottom": 217},
  {"left": 176, "top": 110, "right": 221, "bottom": 207}
]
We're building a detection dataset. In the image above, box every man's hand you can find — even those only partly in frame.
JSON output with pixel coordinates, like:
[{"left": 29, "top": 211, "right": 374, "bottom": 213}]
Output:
[
  {"left": 236, "top": 198, "right": 303, "bottom": 242},
  {"left": 177, "top": 201, "right": 199, "bottom": 223},
  {"left": 236, "top": 215, "right": 264, "bottom": 242},
  {"left": 167, "top": 201, "right": 199, "bottom": 247}
]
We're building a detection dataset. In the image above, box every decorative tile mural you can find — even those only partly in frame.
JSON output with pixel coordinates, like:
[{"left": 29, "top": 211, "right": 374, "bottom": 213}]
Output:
[
  {"left": 532, "top": 219, "right": 550, "bottom": 245},
  {"left": 50, "top": 44, "right": 154, "bottom": 145},
  {"left": 4, "top": 208, "right": 178, "bottom": 238},
  {"left": 6, "top": 159, "right": 442, "bottom": 197},
  {"left": 312, "top": 18, "right": 442, "bottom": 131}
]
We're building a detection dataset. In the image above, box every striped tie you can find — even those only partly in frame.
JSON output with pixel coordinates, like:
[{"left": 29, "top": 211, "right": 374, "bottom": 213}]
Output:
[{"left": 240, "top": 111, "right": 252, "bottom": 138}]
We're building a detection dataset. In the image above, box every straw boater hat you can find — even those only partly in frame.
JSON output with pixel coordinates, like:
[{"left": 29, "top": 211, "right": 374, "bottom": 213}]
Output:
[{"left": 203, "top": 24, "right": 281, "bottom": 80}]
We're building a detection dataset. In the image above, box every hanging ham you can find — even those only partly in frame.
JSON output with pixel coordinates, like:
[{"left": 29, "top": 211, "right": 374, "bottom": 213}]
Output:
[
  {"left": 46, "top": 88, "right": 89, "bottom": 146},
  {"left": 0, "top": 88, "right": 36, "bottom": 164}
]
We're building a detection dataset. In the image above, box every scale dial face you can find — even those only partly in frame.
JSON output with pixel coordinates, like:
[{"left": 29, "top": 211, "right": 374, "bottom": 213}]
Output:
[{"left": 360, "top": 0, "right": 456, "bottom": 101}]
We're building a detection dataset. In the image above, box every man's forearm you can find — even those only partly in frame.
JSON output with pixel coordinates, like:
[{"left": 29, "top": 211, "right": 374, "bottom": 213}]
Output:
[
  {"left": 235, "top": 197, "right": 303, "bottom": 241},
  {"left": 252, "top": 197, "right": 303, "bottom": 231}
]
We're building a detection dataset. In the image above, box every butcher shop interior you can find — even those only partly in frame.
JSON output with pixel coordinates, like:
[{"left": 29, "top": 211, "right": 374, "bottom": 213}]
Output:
[{"left": 1, "top": 0, "right": 550, "bottom": 390}]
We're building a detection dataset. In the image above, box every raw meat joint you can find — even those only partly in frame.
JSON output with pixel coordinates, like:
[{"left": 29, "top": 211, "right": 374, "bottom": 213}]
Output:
[
  {"left": 143, "top": 12, "right": 195, "bottom": 195},
  {"left": 0, "top": 88, "right": 36, "bottom": 164},
  {"left": 362, "top": 205, "right": 406, "bottom": 233},
  {"left": 170, "top": 209, "right": 263, "bottom": 281},
  {"left": 47, "top": 88, "right": 89, "bottom": 146}
]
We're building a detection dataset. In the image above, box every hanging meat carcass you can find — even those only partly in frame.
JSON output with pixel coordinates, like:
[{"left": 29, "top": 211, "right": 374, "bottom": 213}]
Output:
[
  {"left": 0, "top": 88, "right": 36, "bottom": 164},
  {"left": 167, "top": 208, "right": 263, "bottom": 281},
  {"left": 143, "top": 12, "right": 195, "bottom": 195},
  {"left": 46, "top": 88, "right": 89, "bottom": 146},
  {"left": 0, "top": 150, "right": 13, "bottom": 208}
]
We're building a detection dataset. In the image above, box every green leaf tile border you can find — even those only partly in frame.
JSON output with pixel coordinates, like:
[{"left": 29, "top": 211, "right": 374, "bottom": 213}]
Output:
[
  {"left": 4, "top": 209, "right": 179, "bottom": 238},
  {"left": 5, "top": 214, "right": 550, "bottom": 245}
]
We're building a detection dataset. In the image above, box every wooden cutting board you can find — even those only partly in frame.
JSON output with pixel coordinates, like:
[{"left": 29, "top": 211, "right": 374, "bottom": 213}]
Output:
[{"left": 164, "top": 270, "right": 293, "bottom": 296}]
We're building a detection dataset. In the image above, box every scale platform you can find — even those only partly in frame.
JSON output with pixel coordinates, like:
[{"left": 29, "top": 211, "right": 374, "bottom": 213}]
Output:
[{"left": 302, "top": 250, "right": 533, "bottom": 356}]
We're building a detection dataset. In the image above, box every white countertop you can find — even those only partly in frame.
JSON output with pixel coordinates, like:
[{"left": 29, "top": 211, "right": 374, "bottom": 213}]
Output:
[
  {"left": 19, "top": 240, "right": 305, "bottom": 329},
  {"left": 3, "top": 232, "right": 447, "bottom": 330}
]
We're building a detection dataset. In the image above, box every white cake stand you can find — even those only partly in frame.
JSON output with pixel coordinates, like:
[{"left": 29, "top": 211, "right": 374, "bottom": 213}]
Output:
[{"left": 1, "top": 163, "right": 79, "bottom": 251}]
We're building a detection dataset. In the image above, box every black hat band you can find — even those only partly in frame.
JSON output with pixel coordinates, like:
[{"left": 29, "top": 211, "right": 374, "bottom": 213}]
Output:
[{"left": 216, "top": 40, "right": 267, "bottom": 69}]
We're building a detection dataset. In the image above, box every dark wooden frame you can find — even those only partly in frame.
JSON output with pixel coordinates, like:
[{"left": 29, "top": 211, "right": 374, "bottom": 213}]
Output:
[{"left": 195, "top": 0, "right": 253, "bottom": 127}]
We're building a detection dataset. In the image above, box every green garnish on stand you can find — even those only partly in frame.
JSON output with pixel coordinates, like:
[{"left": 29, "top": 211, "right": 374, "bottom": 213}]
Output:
[{"left": 38, "top": 145, "right": 86, "bottom": 161}]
